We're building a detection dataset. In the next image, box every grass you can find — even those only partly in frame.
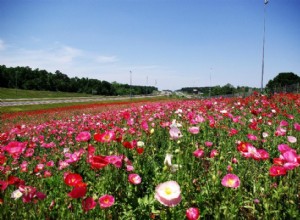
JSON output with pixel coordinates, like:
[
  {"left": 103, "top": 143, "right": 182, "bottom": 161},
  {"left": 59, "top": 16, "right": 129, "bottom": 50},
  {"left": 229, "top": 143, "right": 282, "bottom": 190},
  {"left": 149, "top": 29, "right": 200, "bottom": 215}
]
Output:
[
  {"left": 0, "top": 96, "right": 171, "bottom": 113},
  {"left": 0, "top": 87, "right": 94, "bottom": 99}
]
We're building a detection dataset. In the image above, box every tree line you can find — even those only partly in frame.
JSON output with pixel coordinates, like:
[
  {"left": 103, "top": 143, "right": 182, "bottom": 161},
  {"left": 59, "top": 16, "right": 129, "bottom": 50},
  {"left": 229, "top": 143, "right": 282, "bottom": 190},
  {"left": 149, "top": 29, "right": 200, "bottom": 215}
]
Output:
[
  {"left": 180, "top": 72, "right": 299, "bottom": 96},
  {"left": 181, "top": 84, "right": 257, "bottom": 97},
  {"left": 0, "top": 65, "right": 157, "bottom": 96}
]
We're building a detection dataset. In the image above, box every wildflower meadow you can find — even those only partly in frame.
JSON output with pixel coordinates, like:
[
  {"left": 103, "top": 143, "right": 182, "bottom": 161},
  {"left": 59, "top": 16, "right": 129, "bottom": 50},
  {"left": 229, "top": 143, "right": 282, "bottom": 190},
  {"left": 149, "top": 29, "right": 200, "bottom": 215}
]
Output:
[{"left": 0, "top": 93, "right": 299, "bottom": 219}]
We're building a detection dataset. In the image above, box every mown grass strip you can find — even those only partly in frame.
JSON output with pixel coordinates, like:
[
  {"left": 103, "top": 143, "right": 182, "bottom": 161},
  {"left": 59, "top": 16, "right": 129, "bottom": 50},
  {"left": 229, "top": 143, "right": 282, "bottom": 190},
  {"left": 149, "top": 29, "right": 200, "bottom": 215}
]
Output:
[
  {"left": 0, "top": 87, "right": 94, "bottom": 99},
  {"left": 0, "top": 96, "right": 171, "bottom": 113}
]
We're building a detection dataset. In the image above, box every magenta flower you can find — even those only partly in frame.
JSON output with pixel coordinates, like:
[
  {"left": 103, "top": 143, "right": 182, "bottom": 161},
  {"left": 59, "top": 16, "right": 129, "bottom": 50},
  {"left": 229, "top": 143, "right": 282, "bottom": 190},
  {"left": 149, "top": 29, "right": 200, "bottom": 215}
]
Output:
[
  {"left": 205, "top": 141, "right": 213, "bottom": 147},
  {"left": 186, "top": 207, "right": 200, "bottom": 220},
  {"left": 193, "top": 149, "right": 204, "bottom": 158},
  {"left": 154, "top": 181, "right": 181, "bottom": 207},
  {"left": 82, "top": 197, "right": 97, "bottom": 212},
  {"left": 247, "top": 134, "right": 258, "bottom": 141},
  {"left": 3, "top": 141, "right": 27, "bottom": 159},
  {"left": 75, "top": 131, "right": 91, "bottom": 142},
  {"left": 99, "top": 194, "right": 115, "bottom": 209},
  {"left": 128, "top": 174, "right": 142, "bottom": 185},
  {"left": 221, "top": 174, "right": 240, "bottom": 188},
  {"left": 294, "top": 123, "right": 300, "bottom": 131}
]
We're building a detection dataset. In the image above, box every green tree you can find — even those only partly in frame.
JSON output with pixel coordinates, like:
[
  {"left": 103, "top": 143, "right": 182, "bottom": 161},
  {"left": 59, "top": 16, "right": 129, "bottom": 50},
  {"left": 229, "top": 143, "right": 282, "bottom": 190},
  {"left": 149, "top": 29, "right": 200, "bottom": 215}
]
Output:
[{"left": 266, "top": 72, "right": 300, "bottom": 92}]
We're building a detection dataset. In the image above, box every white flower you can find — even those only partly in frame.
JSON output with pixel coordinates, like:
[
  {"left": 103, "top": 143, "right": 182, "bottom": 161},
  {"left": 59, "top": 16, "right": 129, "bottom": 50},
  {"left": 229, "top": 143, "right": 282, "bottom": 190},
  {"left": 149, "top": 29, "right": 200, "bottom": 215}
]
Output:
[
  {"left": 164, "top": 154, "right": 181, "bottom": 173},
  {"left": 11, "top": 189, "right": 23, "bottom": 200},
  {"left": 137, "top": 141, "right": 145, "bottom": 147}
]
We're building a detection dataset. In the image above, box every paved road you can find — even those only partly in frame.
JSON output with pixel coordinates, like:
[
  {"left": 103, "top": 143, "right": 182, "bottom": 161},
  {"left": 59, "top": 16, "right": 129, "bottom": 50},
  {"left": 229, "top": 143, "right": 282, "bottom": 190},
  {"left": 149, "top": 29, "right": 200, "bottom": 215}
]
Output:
[{"left": 0, "top": 95, "right": 159, "bottom": 107}]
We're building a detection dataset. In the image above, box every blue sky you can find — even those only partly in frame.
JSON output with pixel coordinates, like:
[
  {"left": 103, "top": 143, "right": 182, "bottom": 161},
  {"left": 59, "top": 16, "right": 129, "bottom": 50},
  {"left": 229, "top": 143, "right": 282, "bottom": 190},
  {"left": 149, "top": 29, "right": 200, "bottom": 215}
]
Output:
[{"left": 0, "top": 0, "right": 299, "bottom": 90}]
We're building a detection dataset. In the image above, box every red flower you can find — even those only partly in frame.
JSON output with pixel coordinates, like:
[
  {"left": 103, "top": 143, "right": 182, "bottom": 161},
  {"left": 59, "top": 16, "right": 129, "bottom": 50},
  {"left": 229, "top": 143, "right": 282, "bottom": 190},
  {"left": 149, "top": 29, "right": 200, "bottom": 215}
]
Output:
[
  {"left": 269, "top": 166, "right": 287, "bottom": 177},
  {"left": 64, "top": 173, "right": 84, "bottom": 187},
  {"left": 82, "top": 197, "right": 97, "bottom": 212},
  {"left": 68, "top": 186, "right": 87, "bottom": 199},
  {"left": 0, "top": 155, "right": 7, "bottom": 165},
  {"left": 89, "top": 155, "right": 109, "bottom": 169},
  {"left": 136, "top": 147, "right": 144, "bottom": 154},
  {"left": 8, "top": 176, "right": 25, "bottom": 187},
  {"left": 237, "top": 142, "right": 251, "bottom": 153},
  {"left": 122, "top": 141, "right": 135, "bottom": 149}
]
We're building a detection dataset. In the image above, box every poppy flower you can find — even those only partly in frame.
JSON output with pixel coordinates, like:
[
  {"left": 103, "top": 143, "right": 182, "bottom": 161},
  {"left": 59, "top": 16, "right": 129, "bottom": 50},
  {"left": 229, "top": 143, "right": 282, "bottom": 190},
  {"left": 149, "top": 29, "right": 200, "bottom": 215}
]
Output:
[
  {"left": 188, "top": 127, "right": 200, "bottom": 135},
  {"left": 82, "top": 197, "right": 97, "bottom": 212},
  {"left": 68, "top": 186, "right": 87, "bottom": 199},
  {"left": 269, "top": 166, "right": 287, "bottom": 177},
  {"left": 186, "top": 207, "right": 200, "bottom": 220},
  {"left": 99, "top": 194, "right": 115, "bottom": 209},
  {"left": 154, "top": 181, "right": 181, "bottom": 207},
  {"left": 94, "top": 131, "right": 115, "bottom": 143},
  {"left": 128, "top": 174, "right": 142, "bottom": 185},
  {"left": 89, "top": 155, "right": 109, "bottom": 169},
  {"left": 169, "top": 126, "right": 182, "bottom": 140},
  {"left": 75, "top": 131, "right": 91, "bottom": 142},
  {"left": 221, "top": 174, "right": 240, "bottom": 188},
  {"left": 193, "top": 149, "right": 204, "bottom": 158},
  {"left": 64, "top": 173, "right": 84, "bottom": 187}
]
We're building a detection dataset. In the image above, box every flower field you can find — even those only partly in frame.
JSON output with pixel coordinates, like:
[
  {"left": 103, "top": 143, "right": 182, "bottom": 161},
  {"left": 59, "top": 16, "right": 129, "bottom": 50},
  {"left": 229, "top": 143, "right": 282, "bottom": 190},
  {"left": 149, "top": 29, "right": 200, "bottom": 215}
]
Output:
[{"left": 0, "top": 93, "right": 299, "bottom": 219}]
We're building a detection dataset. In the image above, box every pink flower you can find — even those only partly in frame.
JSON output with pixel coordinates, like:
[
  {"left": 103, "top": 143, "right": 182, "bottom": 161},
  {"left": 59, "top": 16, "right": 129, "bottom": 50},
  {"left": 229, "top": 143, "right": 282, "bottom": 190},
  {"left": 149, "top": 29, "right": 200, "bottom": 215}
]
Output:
[
  {"left": 205, "top": 141, "right": 213, "bottom": 147},
  {"left": 169, "top": 127, "right": 182, "bottom": 140},
  {"left": 231, "top": 158, "right": 238, "bottom": 164},
  {"left": 210, "top": 149, "right": 218, "bottom": 158},
  {"left": 106, "top": 155, "right": 123, "bottom": 168},
  {"left": 154, "top": 181, "right": 181, "bottom": 207},
  {"left": 188, "top": 127, "right": 200, "bottom": 135},
  {"left": 193, "top": 149, "right": 204, "bottom": 158},
  {"left": 94, "top": 131, "right": 116, "bottom": 143},
  {"left": 99, "top": 194, "right": 115, "bottom": 209},
  {"left": 278, "top": 144, "right": 295, "bottom": 154},
  {"left": 186, "top": 207, "right": 200, "bottom": 220},
  {"left": 247, "top": 134, "right": 258, "bottom": 141},
  {"left": 128, "top": 174, "right": 142, "bottom": 185},
  {"left": 287, "top": 136, "right": 297, "bottom": 143},
  {"left": 221, "top": 174, "right": 240, "bottom": 188},
  {"left": 75, "top": 131, "right": 91, "bottom": 142}
]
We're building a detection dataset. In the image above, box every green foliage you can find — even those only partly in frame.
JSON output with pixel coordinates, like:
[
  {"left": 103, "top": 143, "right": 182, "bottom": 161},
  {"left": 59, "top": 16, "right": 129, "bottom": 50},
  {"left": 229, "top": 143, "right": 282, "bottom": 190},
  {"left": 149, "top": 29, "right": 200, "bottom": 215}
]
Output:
[
  {"left": 0, "top": 65, "right": 158, "bottom": 96},
  {"left": 266, "top": 72, "right": 300, "bottom": 92}
]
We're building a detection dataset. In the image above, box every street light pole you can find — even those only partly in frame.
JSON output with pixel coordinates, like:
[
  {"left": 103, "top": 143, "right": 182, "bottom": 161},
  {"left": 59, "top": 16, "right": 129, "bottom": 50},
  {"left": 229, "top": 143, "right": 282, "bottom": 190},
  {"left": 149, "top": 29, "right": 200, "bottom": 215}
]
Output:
[{"left": 261, "top": 0, "right": 268, "bottom": 92}]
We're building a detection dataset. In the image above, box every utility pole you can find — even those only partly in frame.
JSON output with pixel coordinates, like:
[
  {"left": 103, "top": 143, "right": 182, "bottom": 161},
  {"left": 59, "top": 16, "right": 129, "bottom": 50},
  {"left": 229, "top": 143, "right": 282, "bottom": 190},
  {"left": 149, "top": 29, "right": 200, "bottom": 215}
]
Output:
[
  {"left": 15, "top": 71, "right": 18, "bottom": 95},
  {"left": 209, "top": 68, "right": 212, "bottom": 98},
  {"left": 130, "top": 71, "right": 132, "bottom": 99},
  {"left": 146, "top": 75, "right": 148, "bottom": 95},
  {"left": 261, "top": 0, "right": 269, "bottom": 92}
]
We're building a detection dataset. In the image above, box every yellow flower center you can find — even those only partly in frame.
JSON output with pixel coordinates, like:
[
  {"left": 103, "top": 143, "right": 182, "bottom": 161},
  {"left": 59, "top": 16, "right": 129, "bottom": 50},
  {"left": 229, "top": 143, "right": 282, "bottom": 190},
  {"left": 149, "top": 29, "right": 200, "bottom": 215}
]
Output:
[
  {"left": 164, "top": 187, "right": 172, "bottom": 195},
  {"left": 227, "top": 179, "right": 235, "bottom": 186}
]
